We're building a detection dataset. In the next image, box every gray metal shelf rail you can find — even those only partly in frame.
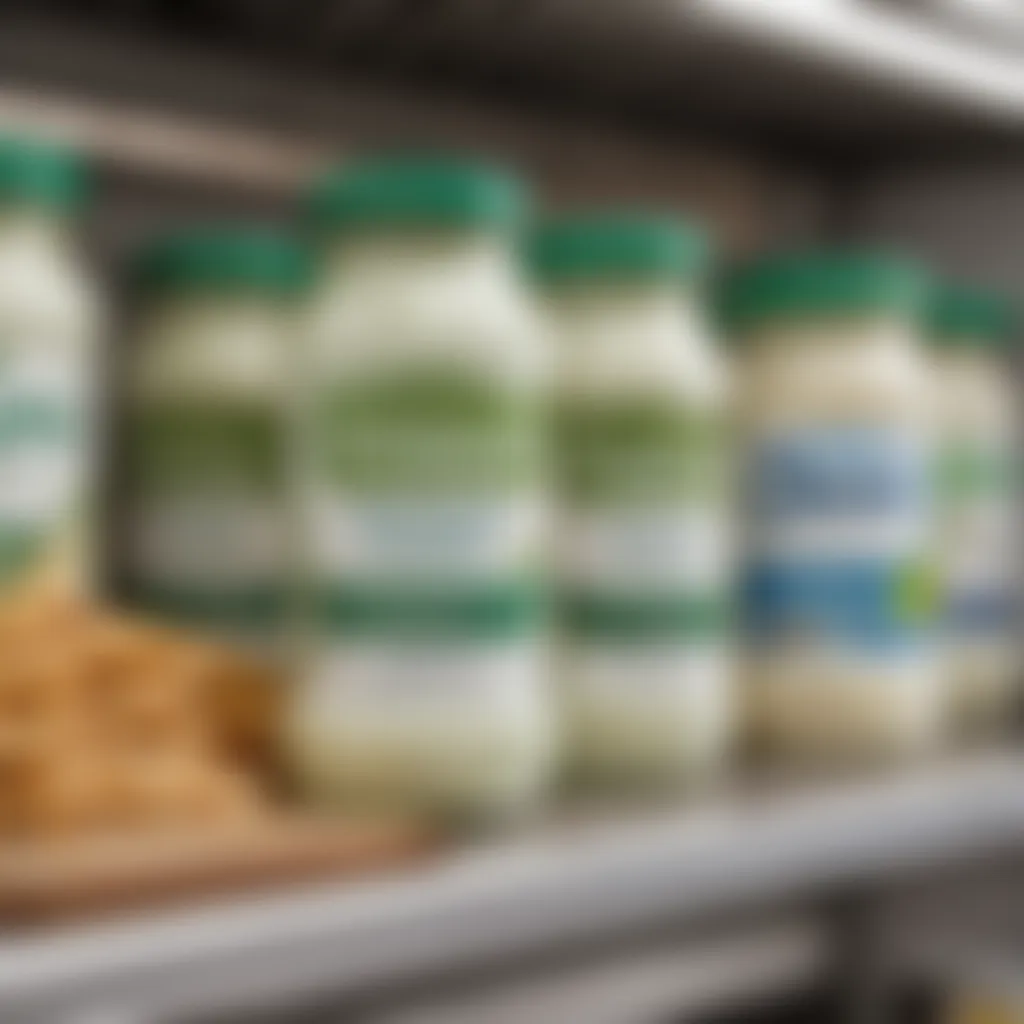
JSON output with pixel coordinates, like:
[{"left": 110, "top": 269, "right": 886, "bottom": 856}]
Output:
[{"left": 2, "top": 754, "right": 1023, "bottom": 1022}]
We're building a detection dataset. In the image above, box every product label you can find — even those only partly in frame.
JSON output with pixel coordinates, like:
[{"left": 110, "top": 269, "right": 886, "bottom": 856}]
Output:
[
  {"left": 939, "top": 439, "right": 1020, "bottom": 638},
  {"left": 556, "top": 398, "right": 731, "bottom": 707},
  {"left": 558, "top": 401, "right": 724, "bottom": 507},
  {"left": 307, "top": 367, "right": 544, "bottom": 702},
  {"left": 124, "top": 401, "right": 288, "bottom": 644},
  {"left": 743, "top": 428, "right": 936, "bottom": 661},
  {"left": 0, "top": 344, "right": 85, "bottom": 590},
  {"left": 567, "top": 646, "right": 728, "bottom": 708}
]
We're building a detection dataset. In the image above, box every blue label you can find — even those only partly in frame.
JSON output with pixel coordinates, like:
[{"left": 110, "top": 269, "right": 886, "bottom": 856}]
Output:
[
  {"left": 749, "top": 431, "right": 925, "bottom": 520},
  {"left": 744, "top": 559, "right": 932, "bottom": 650},
  {"left": 743, "top": 429, "right": 935, "bottom": 654}
]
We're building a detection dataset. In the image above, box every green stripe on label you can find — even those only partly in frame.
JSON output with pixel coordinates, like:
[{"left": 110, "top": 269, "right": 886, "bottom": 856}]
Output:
[
  {"left": 126, "top": 402, "right": 284, "bottom": 490},
  {"left": 314, "top": 370, "right": 542, "bottom": 494},
  {"left": 557, "top": 399, "right": 726, "bottom": 505},
  {"left": 0, "top": 526, "right": 48, "bottom": 581},
  {"left": 939, "top": 444, "right": 1020, "bottom": 500},
  {"left": 561, "top": 592, "right": 731, "bottom": 641},
  {"left": 314, "top": 583, "right": 545, "bottom": 639},
  {"left": 124, "top": 582, "right": 289, "bottom": 629}
]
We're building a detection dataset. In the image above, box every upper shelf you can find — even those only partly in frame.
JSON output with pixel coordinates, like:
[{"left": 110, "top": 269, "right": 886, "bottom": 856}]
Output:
[
  {"left": 0, "top": 1, "right": 1021, "bottom": 195},
  {"left": 676, "top": 0, "right": 1024, "bottom": 126}
]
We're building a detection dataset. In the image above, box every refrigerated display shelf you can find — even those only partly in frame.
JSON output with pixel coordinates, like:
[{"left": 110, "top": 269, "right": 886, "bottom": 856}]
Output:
[
  {"left": 0, "top": 1, "right": 1022, "bottom": 197},
  {"left": 2, "top": 753, "right": 1023, "bottom": 1022},
  {"left": 679, "top": 0, "right": 1024, "bottom": 126}
]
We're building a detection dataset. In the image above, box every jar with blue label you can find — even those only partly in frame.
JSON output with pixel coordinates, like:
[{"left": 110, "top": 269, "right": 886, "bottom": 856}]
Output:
[
  {"left": 721, "top": 253, "right": 941, "bottom": 761},
  {"left": 930, "top": 286, "right": 1019, "bottom": 734},
  {"left": 122, "top": 228, "right": 307, "bottom": 659},
  {"left": 289, "top": 158, "right": 552, "bottom": 820},
  {"left": 0, "top": 137, "right": 97, "bottom": 602},
  {"left": 531, "top": 215, "right": 733, "bottom": 786}
]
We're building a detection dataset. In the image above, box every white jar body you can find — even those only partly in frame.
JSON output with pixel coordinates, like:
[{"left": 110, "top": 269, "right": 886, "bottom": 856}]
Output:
[
  {"left": 738, "top": 317, "right": 942, "bottom": 761},
  {"left": 289, "top": 233, "right": 552, "bottom": 818},
  {"left": 0, "top": 210, "right": 98, "bottom": 600},
  {"left": 122, "top": 295, "right": 292, "bottom": 658},
  {"left": 551, "top": 285, "right": 734, "bottom": 783},
  {"left": 934, "top": 347, "right": 1020, "bottom": 732}
]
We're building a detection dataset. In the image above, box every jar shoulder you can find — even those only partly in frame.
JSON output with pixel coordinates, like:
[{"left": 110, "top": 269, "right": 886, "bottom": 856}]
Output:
[
  {"left": 130, "top": 312, "right": 289, "bottom": 402},
  {"left": 558, "top": 330, "right": 729, "bottom": 410},
  {"left": 738, "top": 342, "right": 931, "bottom": 427},
  {"left": 303, "top": 276, "right": 545, "bottom": 383}
]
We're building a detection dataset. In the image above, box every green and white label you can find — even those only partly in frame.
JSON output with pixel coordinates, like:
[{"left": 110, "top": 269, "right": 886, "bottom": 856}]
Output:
[
  {"left": 557, "top": 398, "right": 730, "bottom": 625},
  {"left": 939, "top": 440, "right": 1020, "bottom": 502},
  {"left": 557, "top": 397, "right": 731, "bottom": 706},
  {"left": 314, "top": 368, "right": 539, "bottom": 495},
  {"left": 939, "top": 438, "right": 1020, "bottom": 639},
  {"left": 307, "top": 366, "right": 545, "bottom": 706},
  {"left": 0, "top": 344, "right": 84, "bottom": 588},
  {"left": 124, "top": 400, "right": 288, "bottom": 643},
  {"left": 557, "top": 401, "right": 724, "bottom": 506}
]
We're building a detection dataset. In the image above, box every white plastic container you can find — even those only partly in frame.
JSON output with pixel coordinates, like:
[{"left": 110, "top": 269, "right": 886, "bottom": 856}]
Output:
[
  {"left": 0, "top": 136, "right": 98, "bottom": 601},
  {"left": 723, "top": 253, "right": 941, "bottom": 762},
  {"left": 930, "top": 287, "right": 1019, "bottom": 734},
  {"left": 289, "top": 157, "right": 551, "bottom": 820},
  {"left": 122, "top": 228, "right": 305, "bottom": 657},
  {"left": 532, "top": 215, "right": 733, "bottom": 785}
]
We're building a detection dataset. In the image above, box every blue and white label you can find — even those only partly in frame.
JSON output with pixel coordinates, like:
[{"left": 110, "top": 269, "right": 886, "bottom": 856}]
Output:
[
  {"left": 743, "top": 428, "right": 936, "bottom": 657},
  {"left": 940, "top": 438, "right": 1020, "bottom": 643}
]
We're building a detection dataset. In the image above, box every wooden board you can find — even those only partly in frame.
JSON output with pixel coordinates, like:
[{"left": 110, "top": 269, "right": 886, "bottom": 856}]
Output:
[{"left": 0, "top": 816, "right": 438, "bottom": 926}]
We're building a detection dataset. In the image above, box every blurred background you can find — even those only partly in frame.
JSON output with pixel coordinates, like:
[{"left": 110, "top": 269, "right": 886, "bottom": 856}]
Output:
[
  {"left": 4, "top": 0, "right": 1023, "bottom": 276},
  {"left": 1, "top": 2, "right": 1024, "bottom": 1023}
]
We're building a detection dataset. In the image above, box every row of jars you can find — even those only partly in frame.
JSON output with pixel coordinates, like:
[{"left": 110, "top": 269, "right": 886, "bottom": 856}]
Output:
[{"left": 0, "top": 138, "right": 1014, "bottom": 819}]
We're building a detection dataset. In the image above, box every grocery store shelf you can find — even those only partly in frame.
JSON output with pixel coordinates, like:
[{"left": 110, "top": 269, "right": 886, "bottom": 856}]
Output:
[
  {"left": 679, "top": 0, "right": 1024, "bottom": 124},
  {"left": 372, "top": 919, "right": 834, "bottom": 1024},
  {"left": 904, "top": 0, "right": 1024, "bottom": 53},
  {"left": 0, "top": 1, "right": 1021, "bottom": 198},
  {"left": 0, "top": 11, "right": 783, "bottom": 218},
  {"left": 0, "top": 87, "right": 329, "bottom": 194},
  {"left": 2, "top": 753, "right": 1024, "bottom": 1021}
]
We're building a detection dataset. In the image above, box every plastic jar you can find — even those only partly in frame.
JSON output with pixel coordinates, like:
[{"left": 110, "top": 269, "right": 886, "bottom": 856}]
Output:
[
  {"left": 929, "top": 286, "right": 1019, "bottom": 734},
  {"left": 0, "top": 136, "right": 97, "bottom": 600},
  {"left": 531, "top": 215, "right": 733, "bottom": 786},
  {"left": 289, "top": 158, "right": 551, "bottom": 820},
  {"left": 722, "top": 253, "right": 941, "bottom": 762},
  {"left": 121, "top": 228, "right": 305, "bottom": 657}
]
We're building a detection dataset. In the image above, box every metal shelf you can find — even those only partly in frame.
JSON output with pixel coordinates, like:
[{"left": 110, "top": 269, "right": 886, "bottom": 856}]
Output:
[
  {"left": 2, "top": 753, "right": 1023, "bottom": 1021},
  {"left": 369, "top": 918, "right": 834, "bottom": 1024},
  {"left": 0, "top": 1, "right": 1022, "bottom": 199},
  {"left": 678, "top": 0, "right": 1024, "bottom": 126},
  {"left": 0, "top": 87, "right": 327, "bottom": 195}
]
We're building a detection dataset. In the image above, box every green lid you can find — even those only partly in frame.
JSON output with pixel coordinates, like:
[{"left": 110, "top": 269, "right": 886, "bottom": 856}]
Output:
[
  {"left": 0, "top": 135, "right": 86, "bottom": 211},
  {"left": 528, "top": 213, "right": 709, "bottom": 285},
  {"left": 718, "top": 251, "right": 930, "bottom": 335},
  {"left": 134, "top": 227, "right": 309, "bottom": 296},
  {"left": 307, "top": 156, "right": 526, "bottom": 234},
  {"left": 928, "top": 285, "right": 1015, "bottom": 347}
]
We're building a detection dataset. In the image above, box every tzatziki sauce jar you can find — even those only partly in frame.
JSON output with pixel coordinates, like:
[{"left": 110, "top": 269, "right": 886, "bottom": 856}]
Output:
[
  {"left": 0, "top": 136, "right": 98, "bottom": 602},
  {"left": 121, "top": 228, "right": 305, "bottom": 659},
  {"left": 532, "top": 214, "right": 734, "bottom": 787},
  {"left": 289, "top": 157, "right": 551, "bottom": 821},
  {"left": 929, "top": 286, "right": 1019, "bottom": 735},
  {"left": 722, "top": 252, "right": 941, "bottom": 762}
]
